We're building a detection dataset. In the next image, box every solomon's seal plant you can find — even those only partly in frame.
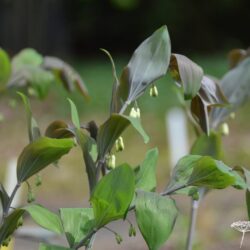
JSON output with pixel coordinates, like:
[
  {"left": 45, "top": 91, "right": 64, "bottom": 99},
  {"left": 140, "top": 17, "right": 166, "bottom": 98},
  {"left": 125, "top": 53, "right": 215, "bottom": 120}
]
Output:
[{"left": 0, "top": 25, "right": 250, "bottom": 250}]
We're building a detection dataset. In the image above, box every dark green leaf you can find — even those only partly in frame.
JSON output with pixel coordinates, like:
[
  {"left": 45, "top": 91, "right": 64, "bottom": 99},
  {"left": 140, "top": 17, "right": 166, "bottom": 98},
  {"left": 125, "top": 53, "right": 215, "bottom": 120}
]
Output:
[
  {"left": 68, "top": 99, "right": 80, "bottom": 129},
  {"left": 45, "top": 120, "right": 73, "bottom": 139},
  {"left": 211, "top": 57, "right": 250, "bottom": 128},
  {"left": 115, "top": 26, "right": 171, "bottom": 112},
  {"left": 191, "top": 131, "right": 222, "bottom": 159},
  {"left": 135, "top": 148, "right": 158, "bottom": 191},
  {"left": 0, "top": 209, "right": 25, "bottom": 244},
  {"left": 18, "top": 92, "right": 41, "bottom": 142},
  {"left": 17, "top": 137, "right": 74, "bottom": 182},
  {"left": 90, "top": 164, "right": 135, "bottom": 228},
  {"left": 60, "top": 208, "right": 95, "bottom": 247},
  {"left": 0, "top": 48, "right": 11, "bottom": 87},
  {"left": 39, "top": 243, "right": 73, "bottom": 250},
  {"left": 24, "top": 204, "right": 63, "bottom": 234},
  {"left": 135, "top": 191, "right": 178, "bottom": 250},
  {"left": 0, "top": 185, "right": 9, "bottom": 215},
  {"left": 169, "top": 54, "right": 203, "bottom": 100},
  {"left": 246, "top": 190, "right": 250, "bottom": 220}
]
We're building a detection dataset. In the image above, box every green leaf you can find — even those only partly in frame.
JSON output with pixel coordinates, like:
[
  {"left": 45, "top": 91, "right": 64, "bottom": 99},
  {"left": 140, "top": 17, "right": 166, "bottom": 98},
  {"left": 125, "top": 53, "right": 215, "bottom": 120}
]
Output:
[
  {"left": 166, "top": 155, "right": 243, "bottom": 194},
  {"left": 188, "top": 156, "right": 236, "bottom": 189},
  {"left": 191, "top": 131, "right": 222, "bottom": 159},
  {"left": 0, "top": 48, "right": 11, "bottom": 87},
  {"left": 0, "top": 185, "right": 9, "bottom": 217},
  {"left": 246, "top": 190, "right": 250, "bottom": 220},
  {"left": 12, "top": 48, "right": 43, "bottom": 70},
  {"left": 0, "top": 209, "right": 25, "bottom": 244},
  {"left": 23, "top": 204, "right": 63, "bottom": 234},
  {"left": 18, "top": 92, "right": 41, "bottom": 142},
  {"left": 135, "top": 148, "right": 158, "bottom": 191},
  {"left": 211, "top": 57, "right": 250, "bottom": 128},
  {"left": 169, "top": 54, "right": 203, "bottom": 100},
  {"left": 17, "top": 137, "right": 74, "bottom": 182},
  {"left": 39, "top": 243, "right": 73, "bottom": 250},
  {"left": 115, "top": 25, "right": 171, "bottom": 112},
  {"left": 45, "top": 120, "right": 73, "bottom": 139},
  {"left": 60, "top": 208, "right": 95, "bottom": 247},
  {"left": 68, "top": 99, "right": 80, "bottom": 129},
  {"left": 124, "top": 115, "right": 149, "bottom": 143},
  {"left": 73, "top": 129, "right": 97, "bottom": 192},
  {"left": 135, "top": 191, "right": 178, "bottom": 250},
  {"left": 90, "top": 164, "right": 135, "bottom": 228}
]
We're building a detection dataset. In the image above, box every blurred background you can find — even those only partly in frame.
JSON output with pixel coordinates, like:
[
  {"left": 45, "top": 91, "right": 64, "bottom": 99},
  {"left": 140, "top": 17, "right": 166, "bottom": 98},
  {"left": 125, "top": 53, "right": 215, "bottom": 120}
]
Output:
[{"left": 1, "top": 0, "right": 250, "bottom": 249}]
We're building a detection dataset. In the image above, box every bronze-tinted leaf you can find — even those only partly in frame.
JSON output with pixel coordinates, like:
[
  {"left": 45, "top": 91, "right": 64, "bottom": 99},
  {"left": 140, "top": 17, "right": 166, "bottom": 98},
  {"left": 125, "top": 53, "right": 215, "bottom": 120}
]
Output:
[
  {"left": 169, "top": 54, "right": 203, "bottom": 100},
  {"left": 228, "top": 48, "right": 248, "bottom": 69},
  {"left": 45, "top": 120, "right": 73, "bottom": 139}
]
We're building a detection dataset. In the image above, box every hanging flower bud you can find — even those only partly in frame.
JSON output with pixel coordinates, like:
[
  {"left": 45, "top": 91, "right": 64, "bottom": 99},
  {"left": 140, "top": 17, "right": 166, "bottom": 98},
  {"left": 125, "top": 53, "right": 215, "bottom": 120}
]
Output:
[
  {"left": 129, "top": 224, "right": 136, "bottom": 237},
  {"left": 220, "top": 123, "right": 229, "bottom": 136},
  {"left": 107, "top": 154, "right": 116, "bottom": 170},
  {"left": 149, "top": 84, "right": 158, "bottom": 97},
  {"left": 16, "top": 216, "right": 24, "bottom": 228},
  {"left": 27, "top": 190, "right": 36, "bottom": 203},
  {"left": 115, "top": 136, "right": 125, "bottom": 152},
  {"left": 115, "top": 234, "right": 123, "bottom": 244},
  {"left": 2, "top": 236, "right": 11, "bottom": 247},
  {"left": 229, "top": 112, "right": 236, "bottom": 119},
  {"left": 135, "top": 107, "right": 140, "bottom": 118},
  {"left": 35, "top": 174, "right": 42, "bottom": 187},
  {"left": 129, "top": 107, "right": 138, "bottom": 118}
]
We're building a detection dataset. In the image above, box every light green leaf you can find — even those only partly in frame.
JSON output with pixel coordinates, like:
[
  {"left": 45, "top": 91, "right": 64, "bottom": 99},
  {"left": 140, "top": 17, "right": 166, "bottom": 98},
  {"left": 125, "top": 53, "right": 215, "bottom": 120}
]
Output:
[
  {"left": 0, "top": 209, "right": 25, "bottom": 244},
  {"left": 135, "top": 148, "right": 158, "bottom": 191},
  {"left": 68, "top": 98, "right": 80, "bottom": 129},
  {"left": 169, "top": 54, "right": 203, "bottom": 100},
  {"left": 115, "top": 25, "right": 171, "bottom": 112},
  {"left": 60, "top": 208, "right": 95, "bottom": 247},
  {"left": 135, "top": 191, "right": 178, "bottom": 250},
  {"left": 0, "top": 48, "right": 11, "bottom": 87},
  {"left": 17, "top": 137, "right": 74, "bottom": 183},
  {"left": 12, "top": 48, "right": 43, "bottom": 70},
  {"left": 24, "top": 204, "right": 63, "bottom": 234},
  {"left": 18, "top": 92, "right": 41, "bottom": 142},
  {"left": 39, "top": 243, "right": 73, "bottom": 250},
  {"left": 90, "top": 164, "right": 135, "bottom": 228}
]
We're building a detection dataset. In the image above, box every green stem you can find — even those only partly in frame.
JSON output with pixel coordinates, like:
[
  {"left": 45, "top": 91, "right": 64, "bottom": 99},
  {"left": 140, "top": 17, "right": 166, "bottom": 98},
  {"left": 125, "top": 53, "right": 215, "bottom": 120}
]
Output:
[{"left": 73, "top": 229, "right": 97, "bottom": 250}]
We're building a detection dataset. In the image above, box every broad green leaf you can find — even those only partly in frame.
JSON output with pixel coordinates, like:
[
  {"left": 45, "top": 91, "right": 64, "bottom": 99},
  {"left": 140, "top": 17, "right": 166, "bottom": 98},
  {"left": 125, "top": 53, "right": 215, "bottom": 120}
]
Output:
[
  {"left": 39, "top": 243, "right": 73, "bottom": 250},
  {"left": 24, "top": 204, "right": 63, "bottom": 234},
  {"left": 191, "top": 131, "right": 222, "bottom": 159},
  {"left": 115, "top": 25, "right": 171, "bottom": 112},
  {"left": 135, "top": 148, "right": 158, "bottom": 191},
  {"left": 166, "top": 155, "right": 243, "bottom": 194},
  {"left": 246, "top": 190, "right": 250, "bottom": 220},
  {"left": 0, "top": 209, "right": 24, "bottom": 244},
  {"left": 188, "top": 157, "right": 236, "bottom": 189},
  {"left": 169, "top": 54, "right": 203, "bottom": 100},
  {"left": 60, "top": 208, "right": 95, "bottom": 247},
  {"left": 97, "top": 114, "right": 149, "bottom": 159},
  {"left": 90, "top": 164, "right": 135, "bottom": 228},
  {"left": 97, "top": 114, "right": 130, "bottom": 158},
  {"left": 124, "top": 115, "right": 149, "bottom": 143},
  {"left": 12, "top": 48, "right": 43, "bottom": 70},
  {"left": 211, "top": 57, "right": 250, "bottom": 128},
  {"left": 17, "top": 137, "right": 74, "bottom": 182},
  {"left": 0, "top": 48, "right": 11, "bottom": 87},
  {"left": 135, "top": 191, "right": 178, "bottom": 250},
  {"left": 73, "top": 129, "right": 96, "bottom": 192},
  {"left": 45, "top": 120, "right": 73, "bottom": 139},
  {"left": 42, "top": 56, "right": 89, "bottom": 99},
  {"left": 18, "top": 92, "right": 41, "bottom": 142},
  {"left": 68, "top": 98, "right": 80, "bottom": 129}
]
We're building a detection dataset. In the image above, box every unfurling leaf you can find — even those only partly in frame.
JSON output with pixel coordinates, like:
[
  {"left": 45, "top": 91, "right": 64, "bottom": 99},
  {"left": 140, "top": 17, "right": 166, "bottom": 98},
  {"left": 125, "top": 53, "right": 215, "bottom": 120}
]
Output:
[
  {"left": 169, "top": 54, "right": 203, "bottom": 100},
  {"left": 135, "top": 191, "right": 178, "bottom": 250},
  {"left": 90, "top": 164, "right": 135, "bottom": 228},
  {"left": 112, "top": 25, "right": 171, "bottom": 112},
  {"left": 45, "top": 120, "right": 73, "bottom": 139},
  {"left": 17, "top": 137, "right": 74, "bottom": 182}
]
